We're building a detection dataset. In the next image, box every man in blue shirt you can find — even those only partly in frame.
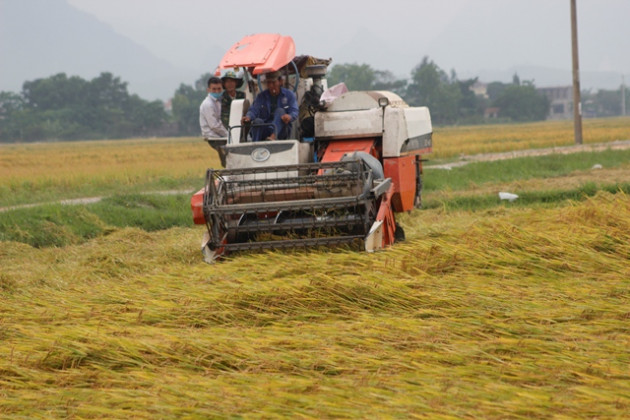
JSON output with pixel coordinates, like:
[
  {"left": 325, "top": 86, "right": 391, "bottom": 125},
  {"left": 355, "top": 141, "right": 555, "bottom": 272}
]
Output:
[{"left": 241, "top": 70, "right": 298, "bottom": 141}]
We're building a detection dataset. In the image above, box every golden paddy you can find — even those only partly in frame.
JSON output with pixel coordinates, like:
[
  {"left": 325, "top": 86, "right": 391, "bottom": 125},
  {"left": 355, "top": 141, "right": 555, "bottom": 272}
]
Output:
[{"left": 1, "top": 118, "right": 630, "bottom": 418}]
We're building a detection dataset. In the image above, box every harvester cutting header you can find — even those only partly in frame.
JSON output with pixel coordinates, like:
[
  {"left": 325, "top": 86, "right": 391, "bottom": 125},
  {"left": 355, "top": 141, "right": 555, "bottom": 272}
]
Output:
[{"left": 191, "top": 34, "right": 432, "bottom": 262}]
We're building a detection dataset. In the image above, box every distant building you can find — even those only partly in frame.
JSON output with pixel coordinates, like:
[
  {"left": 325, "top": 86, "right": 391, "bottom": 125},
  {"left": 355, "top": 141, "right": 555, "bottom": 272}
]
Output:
[
  {"left": 537, "top": 86, "right": 573, "bottom": 120},
  {"left": 471, "top": 81, "right": 489, "bottom": 99},
  {"left": 484, "top": 107, "right": 499, "bottom": 119}
]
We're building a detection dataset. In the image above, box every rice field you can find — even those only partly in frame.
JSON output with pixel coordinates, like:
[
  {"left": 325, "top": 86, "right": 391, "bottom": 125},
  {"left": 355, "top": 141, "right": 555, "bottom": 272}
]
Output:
[
  {"left": 433, "top": 116, "right": 630, "bottom": 159},
  {"left": 1, "top": 117, "right": 629, "bottom": 205},
  {"left": 2, "top": 193, "right": 629, "bottom": 418},
  {"left": 1, "top": 118, "right": 630, "bottom": 418},
  {"left": 0, "top": 137, "right": 214, "bottom": 206}
]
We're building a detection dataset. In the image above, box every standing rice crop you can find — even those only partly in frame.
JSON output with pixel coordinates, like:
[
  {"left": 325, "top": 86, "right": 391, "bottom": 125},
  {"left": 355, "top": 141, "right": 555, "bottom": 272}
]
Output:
[{"left": 434, "top": 116, "right": 630, "bottom": 159}]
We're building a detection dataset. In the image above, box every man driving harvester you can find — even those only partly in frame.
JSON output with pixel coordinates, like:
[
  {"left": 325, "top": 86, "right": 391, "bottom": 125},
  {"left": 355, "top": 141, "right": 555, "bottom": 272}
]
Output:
[{"left": 241, "top": 70, "right": 298, "bottom": 141}]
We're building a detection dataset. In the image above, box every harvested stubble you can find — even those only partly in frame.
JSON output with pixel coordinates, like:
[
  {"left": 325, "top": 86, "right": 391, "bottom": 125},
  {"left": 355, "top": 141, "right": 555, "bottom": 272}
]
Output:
[{"left": 1, "top": 193, "right": 629, "bottom": 418}]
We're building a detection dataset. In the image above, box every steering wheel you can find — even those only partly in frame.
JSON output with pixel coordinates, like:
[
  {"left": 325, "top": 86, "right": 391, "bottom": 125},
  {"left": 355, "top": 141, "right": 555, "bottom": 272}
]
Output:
[{"left": 257, "top": 60, "right": 300, "bottom": 94}]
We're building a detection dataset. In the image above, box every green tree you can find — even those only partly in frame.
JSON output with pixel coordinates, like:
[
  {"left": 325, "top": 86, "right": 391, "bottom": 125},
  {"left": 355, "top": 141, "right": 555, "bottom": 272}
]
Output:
[
  {"left": 87, "top": 72, "right": 129, "bottom": 109},
  {"left": 0, "top": 91, "right": 27, "bottom": 141},
  {"left": 406, "top": 57, "right": 440, "bottom": 107},
  {"left": 486, "top": 81, "right": 508, "bottom": 102},
  {"left": 583, "top": 88, "right": 627, "bottom": 117},
  {"left": 494, "top": 84, "right": 549, "bottom": 122},
  {"left": 327, "top": 63, "right": 376, "bottom": 91},
  {"left": 1, "top": 72, "right": 167, "bottom": 142},
  {"left": 169, "top": 73, "right": 212, "bottom": 136},
  {"left": 406, "top": 57, "right": 461, "bottom": 125},
  {"left": 512, "top": 73, "right": 521, "bottom": 86},
  {"left": 0, "top": 91, "right": 25, "bottom": 114},
  {"left": 373, "top": 70, "right": 407, "bottom": 96},
  {"left": 127, "top": 95, "right": 168, "bottom": 136},
  {"left": 195, "top": 73, "right": 212, "bottom": 92},
  {"left": 22, "top": 73, "right": 87, "bottom": 111},
  {"left": 171, "top": 83, "right": 206, "bottom": 136},
  {"left": 327, "top": 64, "right": 408, "bottom": 96},
  {"left": 457, "top": 77, "right": 482, "bottom": 120}
]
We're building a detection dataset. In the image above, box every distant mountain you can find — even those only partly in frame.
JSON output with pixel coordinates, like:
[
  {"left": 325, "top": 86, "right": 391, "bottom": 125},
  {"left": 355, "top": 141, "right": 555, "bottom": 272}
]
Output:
[
  {"left": 331, "top": 27, "right": 419, "bottom": 78},
  {"left": 333, "top": 27, "right": 624, "bottom": 92},
  {"left": 0, "top": 0, "right": 208, "bottom": 100}
]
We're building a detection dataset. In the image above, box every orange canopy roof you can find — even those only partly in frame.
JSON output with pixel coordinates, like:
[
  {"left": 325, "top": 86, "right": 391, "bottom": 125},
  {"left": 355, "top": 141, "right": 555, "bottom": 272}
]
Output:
[{"left": 215, "top": 33, "right": 296, "bottom": 76}]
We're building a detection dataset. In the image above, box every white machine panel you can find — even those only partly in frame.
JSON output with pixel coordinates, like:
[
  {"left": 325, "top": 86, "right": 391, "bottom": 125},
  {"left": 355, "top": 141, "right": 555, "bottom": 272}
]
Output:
[
  {"left": 314, "top": 108, "right": 383, "bottom": 139},
  {"left": 224, "top": 140, "right": 311, "bottom": 180},
  {"left": 383, "top": 106, "right": 432, "bottom": 157}
]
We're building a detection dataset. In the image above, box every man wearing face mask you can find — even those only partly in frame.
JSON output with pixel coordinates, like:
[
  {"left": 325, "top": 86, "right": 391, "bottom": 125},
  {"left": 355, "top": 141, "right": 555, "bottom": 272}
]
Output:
[
  {"left": 200, "top": 76, "right": 228, "bottom": 166},
  {"left": 200, "top": 76, "right": 228, "bottom": 139}
]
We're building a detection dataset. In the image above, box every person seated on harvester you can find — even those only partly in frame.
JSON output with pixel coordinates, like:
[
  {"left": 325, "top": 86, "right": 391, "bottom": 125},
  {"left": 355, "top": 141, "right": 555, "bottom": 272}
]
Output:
[
  {"left": 220, "top": 70, "right": 246, "bottom": 128},
  {"left": 241, "top": 70, "right": 298, "bottom": 141}
]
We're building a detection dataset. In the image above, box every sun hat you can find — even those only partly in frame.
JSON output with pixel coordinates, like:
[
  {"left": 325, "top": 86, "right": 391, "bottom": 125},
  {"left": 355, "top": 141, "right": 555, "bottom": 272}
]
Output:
[
  {"left": 263, "top": 70, "right": 282, "bottom": 81},
  {"left": 221, "top": 70, "right": 243, "bottom": 88}
]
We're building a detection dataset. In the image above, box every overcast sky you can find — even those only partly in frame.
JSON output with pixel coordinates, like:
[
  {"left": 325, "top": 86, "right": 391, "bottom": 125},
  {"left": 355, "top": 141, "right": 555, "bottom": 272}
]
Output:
[{"left": 65, "top": 0, "right": 630, "bottom": 81}]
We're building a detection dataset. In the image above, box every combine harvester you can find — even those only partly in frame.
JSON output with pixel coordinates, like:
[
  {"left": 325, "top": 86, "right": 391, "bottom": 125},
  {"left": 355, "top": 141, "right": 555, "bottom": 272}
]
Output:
[{"left": 191, "top": 34, "right": 432, "bottom": 262}]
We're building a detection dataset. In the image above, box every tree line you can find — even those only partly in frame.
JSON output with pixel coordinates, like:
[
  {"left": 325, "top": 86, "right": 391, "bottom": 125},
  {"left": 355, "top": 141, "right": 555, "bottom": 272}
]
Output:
[
  {"left": 329, "top": 59, "right": 629, "bottom": 124},
  {"left": 0, "top": 73, "right": 169, "bottom": 142},
  {"left": 330, "top": 59, "right": 548, "bottom": 125},
  {"left": 1, "top": 59, "right": 628, "bottom": 143}
]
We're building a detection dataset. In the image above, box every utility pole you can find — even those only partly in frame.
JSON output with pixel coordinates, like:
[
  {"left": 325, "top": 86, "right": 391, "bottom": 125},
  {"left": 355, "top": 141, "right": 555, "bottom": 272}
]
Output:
[
  {"left": 571, "top": 0, "right": 583, "bottom": 144},
  {"left": 622, "top": 75, "right": 626, "bottom": 116}
]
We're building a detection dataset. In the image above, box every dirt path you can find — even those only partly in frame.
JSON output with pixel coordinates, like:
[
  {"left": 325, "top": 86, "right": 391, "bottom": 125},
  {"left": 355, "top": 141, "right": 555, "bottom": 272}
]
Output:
[{"left": 0, "top": 190, "right": 187, "bottom": 213}]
